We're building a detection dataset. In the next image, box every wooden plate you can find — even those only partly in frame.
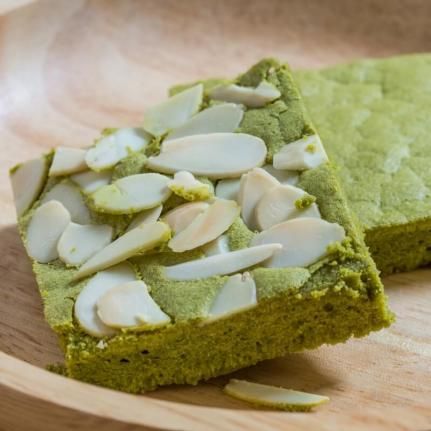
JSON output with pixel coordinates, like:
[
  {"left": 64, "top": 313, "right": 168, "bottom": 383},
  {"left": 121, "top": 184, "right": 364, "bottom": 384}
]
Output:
[{"left": 1, "top": 1, "right": 430, "bottom": 429}]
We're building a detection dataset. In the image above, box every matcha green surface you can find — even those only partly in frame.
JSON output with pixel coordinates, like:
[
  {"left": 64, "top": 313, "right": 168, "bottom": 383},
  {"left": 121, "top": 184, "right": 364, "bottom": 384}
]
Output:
[
  {"left": 16, "top": 59, "right": 392, "bottom": 393},
  {"left": 296, "top": 54, "right": 431, "bottom": 274}
]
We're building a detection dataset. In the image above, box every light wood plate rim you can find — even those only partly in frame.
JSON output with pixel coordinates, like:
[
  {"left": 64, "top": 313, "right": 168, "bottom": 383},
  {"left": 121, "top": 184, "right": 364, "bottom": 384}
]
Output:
[{"left": 1, "top": 351, "right": 430, "bottom": 431}]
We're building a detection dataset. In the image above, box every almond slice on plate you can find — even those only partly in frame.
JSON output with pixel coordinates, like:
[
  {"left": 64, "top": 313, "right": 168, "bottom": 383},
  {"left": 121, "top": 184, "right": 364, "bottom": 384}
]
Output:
[
  {"left": 261, "top": 164, "right": 298, "bottom": 186},
  {"left": 238, "top": 167, "right": 279, "bottom": 230},
  {"left": 255, "top": 184, "right": 321, "bottom": 230},
  {"left": 251, "top": 218, "right": 345, "bottom": 268},
  {"left": 49, "top": 147, "right": 87, "bottom": 176},
  {"left": 202, "top": 234, "right": 230, "bottom": 256},
  {"left": 215, "top": 178, "right": 241, "bottom": 201},
  {"left": 210, "top": 81, "right": 281, "bottom": 107},
  {"left": 10, "top": 157, "right": 48, "bottom": 217},
  {"left": 74, "top": 263, "right": 137, "bottom": 337},
  {"left": 163, "top": 201, "right": 209, "bottom": 233},
  {"left": 165, "top": 103, "right": 243, "bottom": 141},
  {"left": 165, "top": 243, "right": 282, "bottom": 281},
  {"left": 224, "top": 379, "right": 329, "bottom": 412},
  {"left": 85, "top": 128, "right": 151, "bottom": 171},
  {"left": 41, "top": 181, "right": 91, "bottom": 225},
  {"left": 90, "top": 173, "right": 171, "bottom": 214},
  {"left": 70, "top": 170, "right": 112, "bottom": 194},
  {"left": 26, "top": 200, "right": 71, "bottom": 263},
  {"left": 97, "top": 280, "right": 170, "bottom": 329},
  {"left": 57, "top": 223, "right": 113, "bottom": 266},
  {"left": 207, "top": 272, "right": 257, "bottom": 321},
  {"left": 73, "top": 221, "right": 171, "bottom": 280},
  {"left": 273, "top": 135, "right": 328, "bottom": 170},
  {"left": 168, "top": 199, "right": 239, "bottom": 252},
  {"left": 167, "top": 171, "right": 212, "bottom": 201},
  {"left": 126, "top": 205, "right": 163, "bottom": 232},
  {"left": 143, "top": 84, "right": 203, "bottom": 136},
  {"left": 147, "top": 133, "right": 267, "bottom": 179}
]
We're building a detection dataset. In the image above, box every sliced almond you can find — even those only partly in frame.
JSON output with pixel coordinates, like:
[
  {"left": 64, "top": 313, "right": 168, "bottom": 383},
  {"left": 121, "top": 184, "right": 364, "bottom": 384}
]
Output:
[
  {"left": 210, "top": 81, "right": 281, "bottom": 107},
  {"left": 165, "top": 243, "right": 282, "bottom": 281},
  {"left": 10, "top": 157, "right": 48, "bottom": 217},
  {"left": 215, "top": 178, "right": 241, "bottom": 201},
  {"left": 251, "top": 218, "right": 345, "bottom": 268},
  {"left": 126, "top": 205, "right": 163, "bottom": 232},
  {"left": 202, "top": 234, "right": 230, "bottom": 256},
  {"left": 143, "top": 84, "right": 203, "bottom": 136},
  {"left": 26, "top": 201, "right": 71, "bottom": 263},
  {"left": 273, "top": 135, "right": 328, "bottom": 171},
  {"left": 147, "top": 133, "right": 267, "bottom": 179},
  {"left": 90, "top": 173, "right": 171, "bottom": 214},
  {"left": 262, "top": 164, "right": 298, "bottom": 186},
  {"left": 238, "top": 167, "right": 279, "bottom": 230},
  {"left": 85, "top": 128, "right": 151, "bottom": 171},
  {"left": 57, "top": 223, "right": 113, "bottom": 266},
  {"left": 168, "top": 199, "right": 239, "bottom": 252},
  {"left": 73, "top": 221, "right": 171, "bottom": 280},
  {"left": 49, "top": 147, "right": 87, "bottom": 176},
  {"left": 167, "top": 171, "right": 212, "bottom": 201},
  {"left": 41, "top": 181, "right": 91, "bottom": 224},
  {"left": 70, "top": 170, "right": 112, "bottom": 194},
  {"left": 256, "top": 184, "right": 321, "bottom": 230},
  {"left": 207, "top": 273, "right": 257, "bottom": 321},
  {"left": 74, "top": 263, "right": 137, "bottom": 337},
  {"left": 224, "top": 379, "right": 329, "bottom": 411},
  {"left": 165, "top": 103, "right": 243, "bottom": 141},
  {"left": 97, "top": 280, "right": 170, "bottom": 329},
  {"left": 163, "top": 201, "right": 209, "bottom": 233}
]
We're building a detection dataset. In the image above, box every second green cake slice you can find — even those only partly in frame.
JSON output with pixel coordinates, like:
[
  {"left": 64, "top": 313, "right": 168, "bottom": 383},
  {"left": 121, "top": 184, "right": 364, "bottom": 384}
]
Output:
[{"left": 297, "top": 54, "right": 431, "bottom": 274}]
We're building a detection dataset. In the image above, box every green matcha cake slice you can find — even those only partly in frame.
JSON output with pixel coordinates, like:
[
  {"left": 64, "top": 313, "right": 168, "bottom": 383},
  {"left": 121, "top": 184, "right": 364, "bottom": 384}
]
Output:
[
  {"left": 10, "top": 59, "right": 392, "bottom": 393},
  {"left": 296, "top": 54, "right": 431, "bottom": 274}
]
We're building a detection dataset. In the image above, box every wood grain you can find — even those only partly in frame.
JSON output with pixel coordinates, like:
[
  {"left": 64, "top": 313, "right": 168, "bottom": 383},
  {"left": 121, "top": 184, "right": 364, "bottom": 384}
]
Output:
[
  {"left": 0, "top": 1, "right": 430, "bottom": 430},
  {"left": 0, "top": 0, "right": 36, "bottom": 15}
]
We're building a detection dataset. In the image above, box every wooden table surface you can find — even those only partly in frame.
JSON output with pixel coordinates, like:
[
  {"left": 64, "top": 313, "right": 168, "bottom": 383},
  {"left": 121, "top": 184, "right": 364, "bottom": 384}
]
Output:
[{"left": 0, "top": 1, "right": 430, "bottom": 430}]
